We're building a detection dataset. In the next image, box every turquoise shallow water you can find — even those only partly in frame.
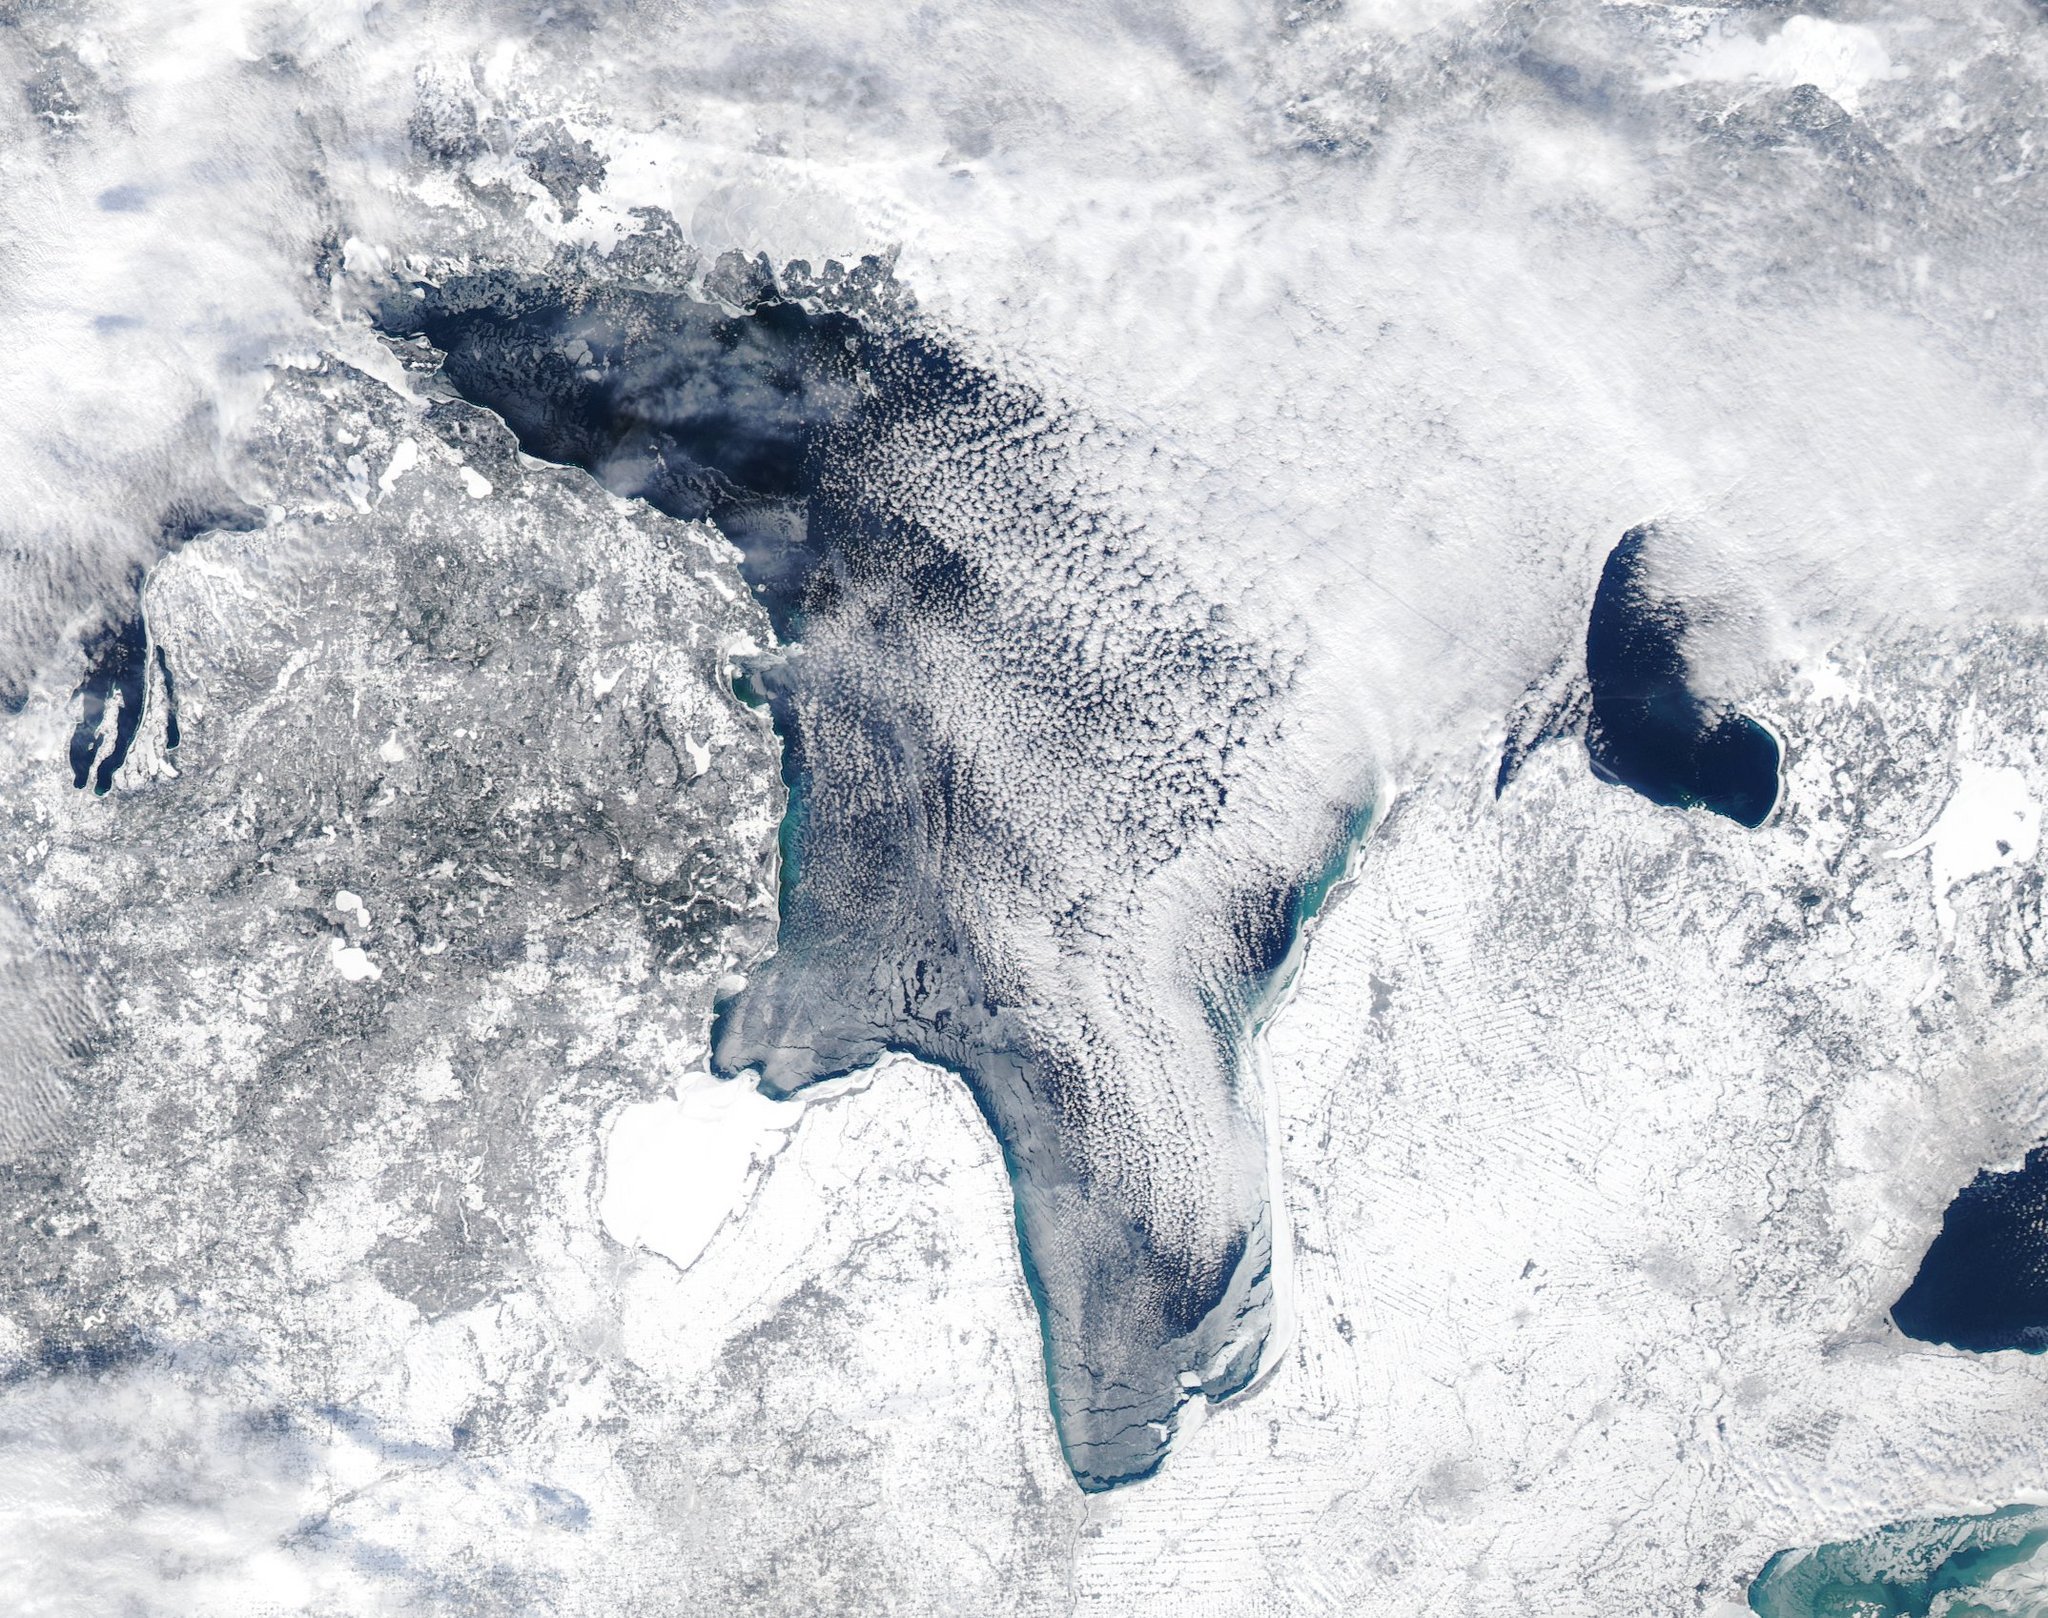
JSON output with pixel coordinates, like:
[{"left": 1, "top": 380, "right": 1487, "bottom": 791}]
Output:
[{"left": 1748, "top": 1506, "right": 2048, "bottom": 1617}]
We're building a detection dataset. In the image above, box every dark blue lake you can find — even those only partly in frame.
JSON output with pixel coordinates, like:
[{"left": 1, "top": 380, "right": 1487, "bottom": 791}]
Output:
[
  {"left": 1584, "top": 528, "right": 1780, "bottom": 828},
  {"left": 1893, "top": 1145, "right": 2048, "bottom": 1353}
]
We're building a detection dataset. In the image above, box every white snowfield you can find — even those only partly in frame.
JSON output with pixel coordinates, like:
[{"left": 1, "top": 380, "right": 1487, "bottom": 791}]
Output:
[
  {"left": 4, "top": 0, "right": 2048, "bottom": 1611},
  {"left": 581, "top": 644, "right": 2048, "bottom": 1617},
  {"left": 1072, "top": 654, "right": 2048, "bottom": 1612},
  {"left": 1893, "top": 761, "right": 2041, "bottom": 946}
]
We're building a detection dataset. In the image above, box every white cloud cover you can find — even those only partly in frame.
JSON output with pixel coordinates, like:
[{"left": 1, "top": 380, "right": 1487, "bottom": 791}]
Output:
[{"left": 6, "top": 0, "right": 2048, "bottom": 1609}]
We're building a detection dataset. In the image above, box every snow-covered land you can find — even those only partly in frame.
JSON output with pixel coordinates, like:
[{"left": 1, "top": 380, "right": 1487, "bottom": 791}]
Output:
[{"left": 5, "top": 0, "right": 2048, "bottom": 1610}]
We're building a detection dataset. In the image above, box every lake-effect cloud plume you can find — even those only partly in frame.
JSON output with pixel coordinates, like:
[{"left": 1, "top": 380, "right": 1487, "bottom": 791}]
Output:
[{"left": 7, "top": 0, "right": 2048, "bottom": 1611}]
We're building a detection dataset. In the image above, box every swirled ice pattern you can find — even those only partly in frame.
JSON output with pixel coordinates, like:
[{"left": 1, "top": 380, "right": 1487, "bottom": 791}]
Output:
[
  {"left": 1748, "top": 1506, "right": 2048, "bottom": 1617},
  {"left": 396, "top": 269, "right": 1352, "bottom": 1486}
]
